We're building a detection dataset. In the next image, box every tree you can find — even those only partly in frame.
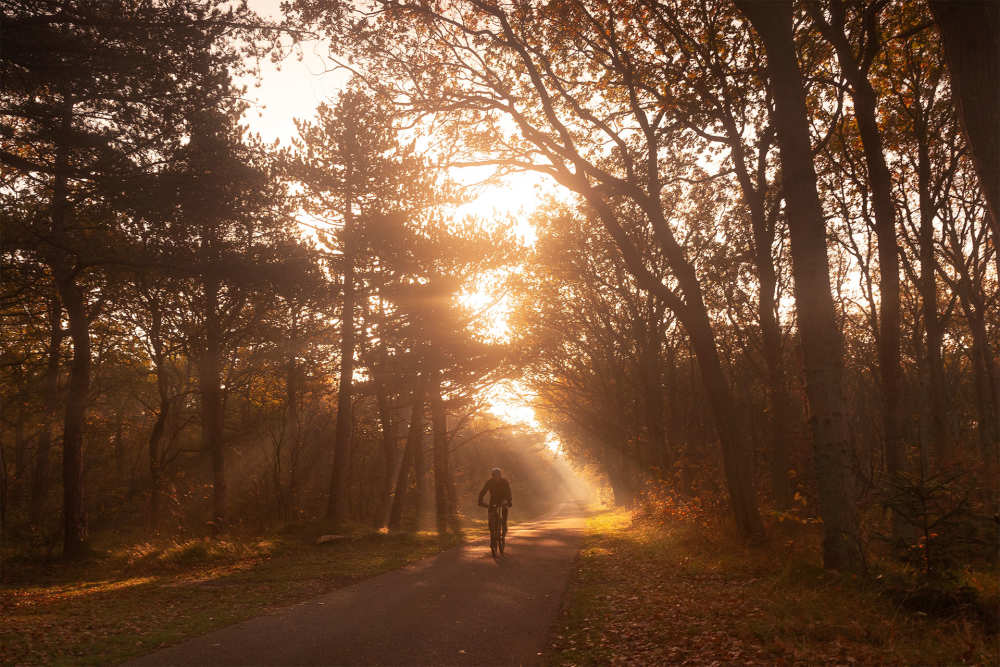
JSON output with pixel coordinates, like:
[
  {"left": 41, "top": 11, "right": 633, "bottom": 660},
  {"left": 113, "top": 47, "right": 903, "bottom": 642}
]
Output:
[
  {"left": 285, "top": 83, "right": 430, "bottom": 524},
  {"left": 733, "top": 0, "right": 862, "bottom": 570}
]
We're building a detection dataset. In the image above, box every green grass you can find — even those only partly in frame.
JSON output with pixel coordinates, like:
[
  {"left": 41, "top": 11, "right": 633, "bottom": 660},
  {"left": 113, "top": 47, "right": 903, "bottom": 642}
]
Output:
[
  {"left": 2, "top": 528, "right": 461, "bottom": 666},
  {"left": 547, "top": 509, "right": 997, "bottom": 665}
]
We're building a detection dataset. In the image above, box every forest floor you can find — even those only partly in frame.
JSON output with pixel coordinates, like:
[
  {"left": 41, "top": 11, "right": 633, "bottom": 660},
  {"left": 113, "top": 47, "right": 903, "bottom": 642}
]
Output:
[
  {"left": 546, "top": 509, "right": 998, "bottom": 665},
  {"left": 1, "top": 525, "right": 461, "bottom": 666}
]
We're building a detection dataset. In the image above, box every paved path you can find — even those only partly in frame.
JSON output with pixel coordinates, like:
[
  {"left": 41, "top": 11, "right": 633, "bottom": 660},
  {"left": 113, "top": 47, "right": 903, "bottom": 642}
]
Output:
[{"left": 128, "top": 504, "right": 584, "bottom": 666}]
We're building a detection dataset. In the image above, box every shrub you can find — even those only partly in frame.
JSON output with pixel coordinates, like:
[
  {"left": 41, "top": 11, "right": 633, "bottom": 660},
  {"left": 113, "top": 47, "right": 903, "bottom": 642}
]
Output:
[{"left": 878, "top": 471, "right": 998, "bottom": 579}]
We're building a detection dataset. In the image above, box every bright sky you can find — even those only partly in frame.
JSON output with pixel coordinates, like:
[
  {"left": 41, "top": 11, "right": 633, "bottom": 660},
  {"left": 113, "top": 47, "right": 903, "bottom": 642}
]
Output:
[
  {"left": 243, "top": 0, "right": 555, "bottom": 447},
  {"left": 242, "top": 0, "right": 345, "bottom": 144}
]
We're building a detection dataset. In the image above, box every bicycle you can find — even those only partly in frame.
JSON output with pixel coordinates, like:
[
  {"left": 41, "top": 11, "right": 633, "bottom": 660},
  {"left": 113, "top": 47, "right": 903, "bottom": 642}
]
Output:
[{"left": 486, "top": 502, "right": 509, "bottom": 557}]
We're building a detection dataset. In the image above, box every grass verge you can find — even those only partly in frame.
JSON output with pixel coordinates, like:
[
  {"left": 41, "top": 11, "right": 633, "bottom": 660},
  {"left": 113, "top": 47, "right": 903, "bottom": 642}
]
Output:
[
  {"left": 2, "top": 528, "right": 460, "bottom": 666},
  {"left": 547, "top": 509, "right": 996, "bottom": 665}
]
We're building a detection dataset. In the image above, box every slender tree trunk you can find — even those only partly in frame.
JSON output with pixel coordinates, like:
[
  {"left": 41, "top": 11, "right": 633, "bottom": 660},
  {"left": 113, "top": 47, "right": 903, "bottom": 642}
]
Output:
[
  {"left": 662, "top": 342, "right": 677, "bottom": 478},
  {"left": 727, "top": 124, "right": 794, "bottom": 509},
  {"left": 682, "top": 304, "right": 763, "bottom": 537},
  {"left": 389, "top": 377, "right": 426, "bottom": 531},
  {"left": 641, "top": 358, "right": 669, "bottom": 473},
  {"left": 413, "top": 411, "right": 427, "bottom": 527},
  {"left": 640, "top": 311, "right": 670, "bottom": 472},
  {"left": 201, "top": 272, "right": 225, "bottom": 532},
  {"left": 31, "top": 297, "right": 62, "bottom": 526},
  {"left": 148, "top": 306, "right": 169, "bottom": 531},
  {"left": 374, "top": 376, "right": 401, "bottom": 528},
  {"left": 735, "top": 0, "right": 863, "bottom": 571},
  {"left": 854, "top": 63, "right": 905, "bottom": 493},
  {"left": 967, "top": 308, "right": 999, "bottom": 467},
  {"left": 284, "top": 347, "right": 300, "bottom": 516},
  {"left": 916, "top": 138, "right": 950, "bottom": 469},
  {"left": 112, "top": 416, "right": 124, "bottom": 481},
  {"left": 148, "top": 405, "right": 167, "bottom": 530},
  {"left": 679, "top": 344, "right": 703, "bottom": 497},
  {"left": 379, "top": 425, "right": 406, "bottom": 530},
  {"left": 14, "top": 407, "right": 27, "bottom": 483},
  {"left": 604, "top": 441, "right": 634, "bottom": 506},
  {"left": 328, "top": 215, "right": 356, "bottom": 523},
  {"left": 430, "top": 366, "right": 458, "bottom": 534},
  {"left": 760, "top": 278, "right": 794, "bottom": 510},
  {"left": 49, "top": 96, "right": 89, "bottom": 559},
  {"left": 1, "top": 406, "right": 7, "bottom": 542},
  {"left": 54, "top": 267, "right": 89, "bottom": 559}
]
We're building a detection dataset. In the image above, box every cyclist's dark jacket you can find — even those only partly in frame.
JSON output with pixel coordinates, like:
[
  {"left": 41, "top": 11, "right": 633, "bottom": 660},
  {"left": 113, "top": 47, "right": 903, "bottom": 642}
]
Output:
[{"left": 478, "top": 477, "right": 512, "bottom": 506}]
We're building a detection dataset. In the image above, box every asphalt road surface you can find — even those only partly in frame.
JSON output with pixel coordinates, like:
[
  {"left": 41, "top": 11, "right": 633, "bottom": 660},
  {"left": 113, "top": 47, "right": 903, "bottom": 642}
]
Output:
[{"left": 127, "top": 503, "right": 585, "bottom": 666}]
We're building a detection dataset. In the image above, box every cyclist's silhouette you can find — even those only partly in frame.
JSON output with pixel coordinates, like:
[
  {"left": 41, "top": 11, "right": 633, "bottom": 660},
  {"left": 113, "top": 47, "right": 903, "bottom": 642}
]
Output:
[{"left": 478, "top": 467, "right": 512, "bottom": 552}]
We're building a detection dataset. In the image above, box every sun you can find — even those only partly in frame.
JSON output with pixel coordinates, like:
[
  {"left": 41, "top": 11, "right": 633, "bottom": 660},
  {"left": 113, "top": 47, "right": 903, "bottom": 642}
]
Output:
[{"left": 452, "top": 170, "right": 548, "bottom": 246}]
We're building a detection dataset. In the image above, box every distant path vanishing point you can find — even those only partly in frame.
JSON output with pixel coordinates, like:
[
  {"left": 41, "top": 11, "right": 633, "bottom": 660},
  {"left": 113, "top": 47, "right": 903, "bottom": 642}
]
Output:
[{"left": 127, "top": 503, "right": 585, "bottom": 666}]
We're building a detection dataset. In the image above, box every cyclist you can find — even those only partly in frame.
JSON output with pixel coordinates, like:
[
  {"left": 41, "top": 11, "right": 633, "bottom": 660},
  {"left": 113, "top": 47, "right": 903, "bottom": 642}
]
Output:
[{"left": 477, "top": 467, "right": 512, "bottom": 542}]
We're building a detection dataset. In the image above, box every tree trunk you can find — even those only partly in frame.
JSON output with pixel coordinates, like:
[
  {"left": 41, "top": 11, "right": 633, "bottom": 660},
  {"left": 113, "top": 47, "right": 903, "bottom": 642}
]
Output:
[
  {"left": 726, "top": 121, "right": 794, "bottom": 509},
  {"left": 760, "top": 281, "right": 794, "bottom": 510},
  {"left": 147, "top": 305, "right": 170, "bottom": 531},
  {"left": 735, "top": 0, "right": 863, "bottom": 571},
  {"left": 49, "top": 96, "right": 89, "bottom": 559},
  {"left": 378, "top": 424, "right": 406, "bottom": 530},
  {"left": 389, "top": 377, "right": 426, "bottom": 531},
  {"left": 328, "top": 218, "right": 356, "bottom": 523},
  {"left": 916, "top": 138, "right": 950, "bottom": 470},
  {"left": 591, "top": 198, "right": 763, "bottom": 533},
  {"left": 639, "top": 311, "right": 670, "bottom": 472},
  {"left": 604, "top": 442, "right": 635, "bottom": 506},
  {"left": 14, "top": 407, "right": 27, "bottom": 483},
  {"left": 1, "top": 406, "right": 7, "bottom": 540},
  {"left": 430, "top": 367, "right": 458, "bottom": 534},
  {"left": 928, "top": 0, "right": 1000, "bottom": 226},
  {"left": 374, "top": 376, "right": 401, "bottom": 529},
  {"left": 852, "top": 53, "right": 904, "bottom": 495},
  {"left": 413, "top": 409, "right": 427, "bottom": 528},
  {"left": 54, "top": 267, "right": 89, "bottom": 559},
  {"left": 147, "top": 405, "right": 167, "bottom": 530},
  {"left": 682, "top": 304, "right": 764, "bottom": 537},
  {"left": 808, "top": 1, "right": 905, "bottom": 538},
  {"left": 284, "top": 347, "right": 300, "bottom": 516},
  {"left": 31, "top": 297, "right": 62, "bottom": 527},
  {"left": 201, "top": 273, "right": 225, "bottom": 532},
  {"left": 810, "top": 0, "right": 904, "bottom": 497},
  {"left": 967, "top": 308, "right": 999, "bottom": 467},
  {"left": 809, "top": 0, "right": 905, "bottom": 506}
]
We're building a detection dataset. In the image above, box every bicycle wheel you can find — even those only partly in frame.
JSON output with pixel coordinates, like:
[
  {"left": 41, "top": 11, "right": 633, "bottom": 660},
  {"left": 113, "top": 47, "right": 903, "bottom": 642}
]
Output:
[
  {"left": 498, "top": 506, "right": 507, "bottom": 554},
  {"left": 489, "top": 510, "right": 498, "bottom": 557}
]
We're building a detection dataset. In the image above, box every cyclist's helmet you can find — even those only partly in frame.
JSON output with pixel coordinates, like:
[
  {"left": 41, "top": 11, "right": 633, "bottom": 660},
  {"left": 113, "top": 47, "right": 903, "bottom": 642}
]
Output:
[{"left": 491, "top": 467, "right": 502, "bottom": 476}]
